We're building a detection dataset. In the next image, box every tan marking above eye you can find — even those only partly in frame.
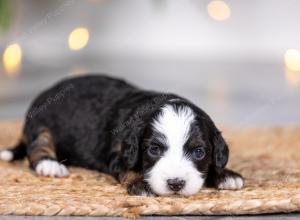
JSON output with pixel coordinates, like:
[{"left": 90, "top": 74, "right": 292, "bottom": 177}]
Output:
[{"left": 187, "top": 139, "right": 206, "bottom": 149}]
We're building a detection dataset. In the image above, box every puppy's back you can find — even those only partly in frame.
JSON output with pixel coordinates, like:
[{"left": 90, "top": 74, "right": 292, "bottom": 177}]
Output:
[{"left": 23, "top": 74, "right": 138, "bottom": 167}]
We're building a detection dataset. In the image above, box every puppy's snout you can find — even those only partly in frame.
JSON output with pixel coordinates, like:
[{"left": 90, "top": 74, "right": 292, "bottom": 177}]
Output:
[{"left": 167, "top": 178, "right": 186, "bottom": 192}]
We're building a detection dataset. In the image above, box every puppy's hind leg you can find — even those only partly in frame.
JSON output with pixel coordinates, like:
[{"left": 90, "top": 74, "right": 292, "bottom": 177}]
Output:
[{"left": 28, "top": 128, "right": 69, "bottom": 177}]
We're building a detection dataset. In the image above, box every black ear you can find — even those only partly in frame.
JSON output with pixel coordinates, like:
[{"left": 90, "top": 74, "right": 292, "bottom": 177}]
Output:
[
  {"left": 200, "top": 113, "right": 229, "bottom": 173},
  {"left": 122, "top": 132, "right": 140, "bottom": 169},
  {"left": 121, "top": 120, "right": 144, "bottom": 170},
  {"left": 211, "top": 129, "right": 229, "bottom": 172},
  {"left": 209, "top": 127, "right": 229, "bottom": 173}
]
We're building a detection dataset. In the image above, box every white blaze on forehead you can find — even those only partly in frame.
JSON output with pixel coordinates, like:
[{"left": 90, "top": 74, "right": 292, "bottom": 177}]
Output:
[
  {"left": 152, "top": 105, "right": 195, "bottom": 151},
  {"left": 148, "top": 105, "right": 204, "bottom": 196}
]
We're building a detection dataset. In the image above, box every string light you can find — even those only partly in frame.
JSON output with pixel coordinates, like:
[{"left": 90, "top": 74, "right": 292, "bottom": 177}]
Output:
[
  {"left": 285, "top": 68, "right": 300, "bottom": 87},
  {"left": 207, "top": 0, "right": 231, "bottom": 21},
  {"left": 2, "top": 43, "right": 22, "bottom": 77},
  {"left": 284, "top": 49, "right": 300, "bottom": 72},
  {"left": 68, "top": 27, "right": 90, "bottom": 51}
]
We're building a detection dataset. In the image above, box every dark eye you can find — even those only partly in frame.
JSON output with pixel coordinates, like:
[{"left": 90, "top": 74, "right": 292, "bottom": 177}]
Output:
[
  {"left": 192, "top": 147, "right": 205, "bottom": 160},
  {"left": 148, "top": 145, "right": 162, "bottom": 158}
]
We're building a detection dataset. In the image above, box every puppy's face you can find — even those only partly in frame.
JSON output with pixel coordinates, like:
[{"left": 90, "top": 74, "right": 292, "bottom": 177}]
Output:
[{"left": 142, "top": 104, "right": 213, "bottom": 196}]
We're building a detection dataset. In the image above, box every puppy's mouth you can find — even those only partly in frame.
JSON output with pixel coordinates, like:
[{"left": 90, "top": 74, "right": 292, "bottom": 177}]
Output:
[
  {"left": 156, "top": 189, "right": 196, "bottom": 197},
  {"left": 152, "top": 185, "right": 191, "bottom": 196},
  {"left": 164, "top": 193, "right": 182, "bottom": 197},
  {"left": 149, "top": 182, "right": 203, "bottom": 197}
]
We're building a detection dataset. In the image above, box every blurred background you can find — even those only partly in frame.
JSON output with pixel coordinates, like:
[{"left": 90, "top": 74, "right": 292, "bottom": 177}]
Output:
[{"left": 0, "top": 0, "right": 299, "bottom": 126}]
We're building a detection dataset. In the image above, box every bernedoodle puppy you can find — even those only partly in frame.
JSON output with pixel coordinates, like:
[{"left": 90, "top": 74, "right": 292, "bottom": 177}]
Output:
[{"left": 0, "top": 74, "right": 244, "bottom": 196}]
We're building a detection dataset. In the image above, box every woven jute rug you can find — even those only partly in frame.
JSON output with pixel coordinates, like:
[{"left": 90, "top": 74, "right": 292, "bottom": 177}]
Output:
[{"left": 0, "top": 121, "right": 300, "bottom": 217}]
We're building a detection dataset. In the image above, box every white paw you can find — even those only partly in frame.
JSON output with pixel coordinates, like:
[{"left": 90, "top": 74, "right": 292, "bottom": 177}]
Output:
[
  {"left": 0, "top": 150, "right": 13, "bottom": 162},
  {"left": 218, "top": 176, "right": 244, "bottom": 190},
  {"left": 35, "top": 160, "right": 69, "bottom": 177}
]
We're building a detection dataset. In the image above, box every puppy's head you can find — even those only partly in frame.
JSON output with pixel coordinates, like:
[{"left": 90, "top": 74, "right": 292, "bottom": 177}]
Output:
[
  {"left": 121, "top": 99, "right": 229, "bottom": 196},
  {"left": 141, "top": 102, "right": 229, "bottom": 196}
]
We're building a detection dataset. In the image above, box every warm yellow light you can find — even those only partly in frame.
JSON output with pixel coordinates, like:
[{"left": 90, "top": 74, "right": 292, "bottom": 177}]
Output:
[
  {"left": 285, "top": 68, "right": 300, "bottom": 87},
  {"left": 284, "top": 49, "right": 300, "bottom": 72},
  {"left": 68, "top": 27, "right": 89, "bottom": 51},
  {"left": 2, "top": 43, "right": 22, "bottom": 77},
  {"left": 207, "top": 0, "right": 231, "bottom": 21}
]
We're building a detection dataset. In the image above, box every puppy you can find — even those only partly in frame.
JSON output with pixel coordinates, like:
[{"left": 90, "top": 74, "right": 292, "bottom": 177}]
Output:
[{"left": 0, "top": 74, "right": 244, "bottom": 196}]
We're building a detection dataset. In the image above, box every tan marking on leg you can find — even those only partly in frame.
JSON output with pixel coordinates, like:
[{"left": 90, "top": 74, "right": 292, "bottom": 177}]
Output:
[
  {"left": 120, "top": 171, "right": 143, "bottom": 187},
  {"left": 28, "top": 128, "right": 57, "bottom": 168}
]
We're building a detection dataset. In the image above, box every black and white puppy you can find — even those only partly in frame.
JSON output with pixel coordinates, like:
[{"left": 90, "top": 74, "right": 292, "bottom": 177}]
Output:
[{"left": 0, "top": 74, "right": 244, "bottom": 196}]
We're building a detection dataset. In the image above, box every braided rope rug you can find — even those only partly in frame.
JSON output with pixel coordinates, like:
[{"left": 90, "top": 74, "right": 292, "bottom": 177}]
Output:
[{"left": 0, "top": 122, "right": 300, "bottom": 217}]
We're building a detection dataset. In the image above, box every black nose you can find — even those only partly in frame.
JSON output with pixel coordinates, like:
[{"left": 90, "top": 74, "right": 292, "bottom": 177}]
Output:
[{"left": 167, "top": 178, "right": 186, "bottom": 192}]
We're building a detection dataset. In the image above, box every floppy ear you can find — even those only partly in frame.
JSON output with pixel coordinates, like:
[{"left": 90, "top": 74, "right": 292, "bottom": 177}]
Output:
[
  {"left": 121, "top": 120, "right": 145, "bottom": 170},
  {"left": 211, "top": 129, "right": 229, "bottom": 173},
  {"left": 200, "top": 113, "right": 229, "bottom": 173}
]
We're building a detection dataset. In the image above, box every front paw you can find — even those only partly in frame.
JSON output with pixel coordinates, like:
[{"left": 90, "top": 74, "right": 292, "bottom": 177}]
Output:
[
  {"left": 127, "top": 180, "right": 156, "bottom": 197},
  {"left": 217, "top": 170, "right": 244, "bottom": 190}
]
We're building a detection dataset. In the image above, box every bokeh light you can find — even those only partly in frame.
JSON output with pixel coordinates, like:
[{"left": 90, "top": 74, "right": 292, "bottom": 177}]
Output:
[
  {"left": 285, "top": 69, "right": 300, "bottom": 87},
  {"left": 68, "top": 27, "right": 90, "bottom": 51},
  {"left": 207, "top": 0, "right": 231, "bottom": 21},
  {"left": 284, "top": 49, "right": 300, "bottom": 72},
  {"left": 2, "top": 43, "right": 22, "bottom": 77}
]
